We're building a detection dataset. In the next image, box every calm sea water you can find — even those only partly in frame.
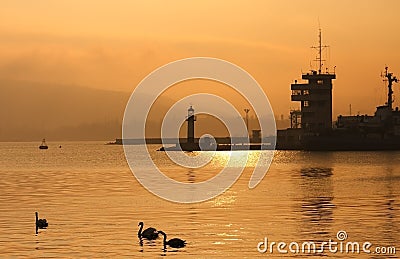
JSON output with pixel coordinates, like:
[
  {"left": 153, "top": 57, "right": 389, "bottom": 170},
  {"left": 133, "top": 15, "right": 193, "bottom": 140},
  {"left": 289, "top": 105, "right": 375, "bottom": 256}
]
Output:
[{"left": 0, "top": 142, "right": 399, "bottom": 258}]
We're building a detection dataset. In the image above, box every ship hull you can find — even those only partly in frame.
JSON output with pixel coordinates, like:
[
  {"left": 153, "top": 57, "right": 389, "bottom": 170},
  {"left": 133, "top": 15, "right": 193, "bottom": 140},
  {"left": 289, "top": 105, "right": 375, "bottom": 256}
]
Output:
[{"left": 300, "top": 135, "right": 400, "bottom": 151}]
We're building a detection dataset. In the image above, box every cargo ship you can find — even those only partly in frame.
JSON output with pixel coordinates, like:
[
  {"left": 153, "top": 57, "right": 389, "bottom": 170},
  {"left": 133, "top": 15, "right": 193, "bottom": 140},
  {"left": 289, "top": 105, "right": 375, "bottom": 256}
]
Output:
[{"left": 277, "top": 31, "right": 400, "bottom": 151}]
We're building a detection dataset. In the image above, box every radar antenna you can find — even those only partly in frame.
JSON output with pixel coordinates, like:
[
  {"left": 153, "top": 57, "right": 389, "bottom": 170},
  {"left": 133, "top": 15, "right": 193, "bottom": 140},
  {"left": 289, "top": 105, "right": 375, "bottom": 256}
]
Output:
[{"left": 311, "top": 28, "right": 329, "bottom": 74}]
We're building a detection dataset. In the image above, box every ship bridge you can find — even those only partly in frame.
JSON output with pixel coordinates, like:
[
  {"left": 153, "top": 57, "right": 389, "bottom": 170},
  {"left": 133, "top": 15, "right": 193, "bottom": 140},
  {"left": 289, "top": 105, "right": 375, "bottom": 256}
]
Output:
[
  {"left": 291, "top": 70, "right": 336, "bottom": 132},
  {"left": 290, "top": 27, "right": 336, "bottom": 133}
]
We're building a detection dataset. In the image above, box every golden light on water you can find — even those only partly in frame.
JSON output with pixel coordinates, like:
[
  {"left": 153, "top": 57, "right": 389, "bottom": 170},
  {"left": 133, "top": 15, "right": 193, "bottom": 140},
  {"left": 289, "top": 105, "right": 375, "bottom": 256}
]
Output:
[
  {"left": 212, "top": 194, "right": 236, "bottom": 207},
  {"left": 208, "top": 150, "right": 264, "bottom": 168}
]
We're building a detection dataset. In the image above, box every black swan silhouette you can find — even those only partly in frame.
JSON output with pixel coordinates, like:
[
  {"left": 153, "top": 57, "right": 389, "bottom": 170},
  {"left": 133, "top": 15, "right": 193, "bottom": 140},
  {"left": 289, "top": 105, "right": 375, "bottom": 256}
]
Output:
[
  {"left": 138, "top": 222, "right": 158, "bottom": 240},
  {"left": 35, "top": 212, "right": 48, "bottom": 228},
  {"left": 158, "top": 230, "right": 186, "bottom": 249},
  {"left": 35, "top": 212, "right": 48, "bottom": 234}
]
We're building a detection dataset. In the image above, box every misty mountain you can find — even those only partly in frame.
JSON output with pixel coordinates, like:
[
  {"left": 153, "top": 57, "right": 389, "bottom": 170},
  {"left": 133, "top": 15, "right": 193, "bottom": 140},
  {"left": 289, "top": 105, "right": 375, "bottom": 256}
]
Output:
[{"left": 0, "top": 79, "right": 129, "bottom": 141}]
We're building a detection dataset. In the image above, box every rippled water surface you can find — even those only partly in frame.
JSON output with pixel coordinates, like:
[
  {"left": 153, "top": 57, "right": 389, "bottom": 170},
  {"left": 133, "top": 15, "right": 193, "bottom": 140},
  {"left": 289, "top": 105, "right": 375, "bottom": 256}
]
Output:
[{"left": 0, "top": 142, "right": 399, "bottom": 258}]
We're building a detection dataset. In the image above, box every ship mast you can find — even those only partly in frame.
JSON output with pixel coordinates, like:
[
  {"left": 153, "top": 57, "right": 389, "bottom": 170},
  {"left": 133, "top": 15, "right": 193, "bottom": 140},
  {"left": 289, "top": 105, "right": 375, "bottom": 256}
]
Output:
[
  {"left": 384, "top": 67, "right": 398, "bottom": 110},
  {"left": 311, "top": 28, "right": 329, "bottom": 74}
]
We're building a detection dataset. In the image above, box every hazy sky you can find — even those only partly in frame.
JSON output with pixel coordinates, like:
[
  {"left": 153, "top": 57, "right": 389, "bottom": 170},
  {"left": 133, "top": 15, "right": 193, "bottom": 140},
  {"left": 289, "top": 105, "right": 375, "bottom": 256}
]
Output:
[{"left": 1, "top": 0, "right": 400, "bottom": 123}]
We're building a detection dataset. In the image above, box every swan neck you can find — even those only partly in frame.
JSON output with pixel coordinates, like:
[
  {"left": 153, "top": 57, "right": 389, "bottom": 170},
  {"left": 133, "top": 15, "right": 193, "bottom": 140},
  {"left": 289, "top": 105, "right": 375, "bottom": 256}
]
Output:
[{"left": 138, "top": 224, "right": 143, "bottom": 236}]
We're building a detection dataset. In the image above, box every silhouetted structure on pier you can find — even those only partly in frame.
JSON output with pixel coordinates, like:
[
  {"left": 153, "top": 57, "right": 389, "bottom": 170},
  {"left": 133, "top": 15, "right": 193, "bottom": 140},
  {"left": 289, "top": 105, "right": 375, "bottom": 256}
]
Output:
[{"left": 277, "top": 30, "right": 400, "bottom": 150}]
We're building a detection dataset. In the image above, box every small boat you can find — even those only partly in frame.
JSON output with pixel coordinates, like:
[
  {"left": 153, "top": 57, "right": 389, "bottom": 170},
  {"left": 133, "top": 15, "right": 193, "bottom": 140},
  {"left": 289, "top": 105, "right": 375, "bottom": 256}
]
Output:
[{"left": 39, "top": 139, "right": 48, "bottom": 149}]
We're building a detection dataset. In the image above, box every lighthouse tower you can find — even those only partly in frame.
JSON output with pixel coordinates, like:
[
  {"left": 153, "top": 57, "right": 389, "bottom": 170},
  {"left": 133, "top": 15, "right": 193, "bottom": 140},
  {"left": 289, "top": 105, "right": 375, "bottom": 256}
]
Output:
[{"left": 186, "top": 106, "right": 196, "bottom": 144}]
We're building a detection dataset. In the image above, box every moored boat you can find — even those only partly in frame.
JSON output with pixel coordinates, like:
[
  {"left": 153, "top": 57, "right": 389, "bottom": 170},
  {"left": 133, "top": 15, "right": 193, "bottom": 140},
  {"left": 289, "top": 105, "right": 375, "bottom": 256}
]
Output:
[{"left": 39, "top": 139, "right": 48, "bottom": 149}]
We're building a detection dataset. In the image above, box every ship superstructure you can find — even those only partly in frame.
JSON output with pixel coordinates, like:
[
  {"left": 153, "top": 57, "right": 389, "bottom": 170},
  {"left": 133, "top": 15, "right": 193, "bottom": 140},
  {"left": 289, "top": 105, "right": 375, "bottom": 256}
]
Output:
[{"left": 277, "top": 30, "right": 400, "bottom": 150}]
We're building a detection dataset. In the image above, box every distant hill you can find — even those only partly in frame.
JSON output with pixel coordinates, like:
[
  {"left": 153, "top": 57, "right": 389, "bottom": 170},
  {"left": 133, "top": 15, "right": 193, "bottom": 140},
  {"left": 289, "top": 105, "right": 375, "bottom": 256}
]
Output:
[{"left": 0, "top": 79, "right": 129, "bottom": 141}]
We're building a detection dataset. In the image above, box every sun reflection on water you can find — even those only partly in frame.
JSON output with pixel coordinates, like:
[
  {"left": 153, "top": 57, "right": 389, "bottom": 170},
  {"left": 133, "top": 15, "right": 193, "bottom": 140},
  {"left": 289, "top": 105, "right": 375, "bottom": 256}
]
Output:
[{"left": 207, "top": 151, "right": 264, "bottom": 168}]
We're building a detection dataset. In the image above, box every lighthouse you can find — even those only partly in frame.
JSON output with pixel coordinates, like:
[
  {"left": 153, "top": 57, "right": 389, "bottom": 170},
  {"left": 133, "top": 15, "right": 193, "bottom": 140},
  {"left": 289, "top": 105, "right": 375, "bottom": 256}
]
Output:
[{"left": 186, "top": 106, "right": 196, "bottom": 144}]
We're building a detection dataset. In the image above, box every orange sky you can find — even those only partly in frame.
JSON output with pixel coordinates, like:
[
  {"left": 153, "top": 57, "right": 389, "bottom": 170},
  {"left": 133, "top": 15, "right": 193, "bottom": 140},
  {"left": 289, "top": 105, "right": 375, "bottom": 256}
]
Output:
[{"left": 1, "top": 0, "right": 400, "bottom": 121}]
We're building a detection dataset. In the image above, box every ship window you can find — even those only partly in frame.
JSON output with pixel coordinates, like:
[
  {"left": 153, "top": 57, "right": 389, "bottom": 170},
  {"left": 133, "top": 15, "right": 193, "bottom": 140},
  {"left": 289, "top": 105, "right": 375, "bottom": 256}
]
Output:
[
  {"left": 304, "top": 101, "right": 310, "bottom": 107},
  {"left": 317, "top": 80, "right": 324, "bottom": 85},
  {"left": 292, "top": 90, "right": 301, "bottom": 95},
  {"left": 303, "top": 90, "right": 309, "bottom": 95}
]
